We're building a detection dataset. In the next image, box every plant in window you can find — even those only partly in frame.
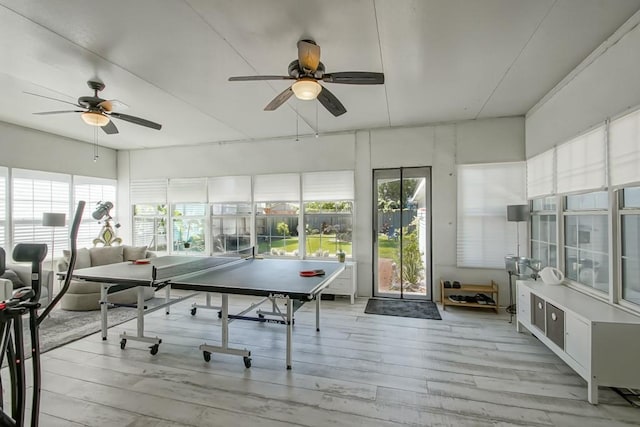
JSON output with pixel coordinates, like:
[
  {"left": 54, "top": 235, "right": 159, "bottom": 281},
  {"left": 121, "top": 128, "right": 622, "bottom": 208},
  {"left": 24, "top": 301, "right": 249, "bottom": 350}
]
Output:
[
  {"left": 393, "top": 218, "right": 424, "bottom": 291},
  {"left": 276, "top": 222, "right": 289, "bottom": 254}
]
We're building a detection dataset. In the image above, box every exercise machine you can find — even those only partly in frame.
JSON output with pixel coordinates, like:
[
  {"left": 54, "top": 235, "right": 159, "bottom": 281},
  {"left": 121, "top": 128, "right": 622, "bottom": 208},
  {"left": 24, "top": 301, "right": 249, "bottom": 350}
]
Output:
[{"left": 0, "top": 201, "right": 84, "bottom": 426}]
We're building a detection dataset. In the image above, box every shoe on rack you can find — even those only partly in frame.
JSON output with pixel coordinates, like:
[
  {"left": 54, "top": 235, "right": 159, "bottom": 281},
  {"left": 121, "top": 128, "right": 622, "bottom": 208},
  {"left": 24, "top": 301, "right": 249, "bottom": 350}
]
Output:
[
  {"left": 443, "top": 280, "right": 452, "bottom": 288},
  {"left": 452, "top": 281, "right": 461, "bottom": 288},
  {"left": 448, "top": 295, "right": 463, "bottom": 303}
]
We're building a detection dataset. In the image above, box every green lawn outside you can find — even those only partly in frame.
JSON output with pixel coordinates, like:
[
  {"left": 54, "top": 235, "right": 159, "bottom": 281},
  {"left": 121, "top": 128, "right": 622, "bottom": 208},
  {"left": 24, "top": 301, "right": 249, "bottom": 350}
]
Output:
[
  {"left": 257, "top": 234, "right": 352, "bottom": 256},
  {"left": 377, "top": 234, "right": 399, "bottom": 259}
]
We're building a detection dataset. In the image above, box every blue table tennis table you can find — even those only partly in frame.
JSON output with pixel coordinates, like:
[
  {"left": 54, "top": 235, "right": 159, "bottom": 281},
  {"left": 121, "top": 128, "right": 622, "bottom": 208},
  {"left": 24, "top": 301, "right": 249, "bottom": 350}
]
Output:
[{"left": 68, "top": 255, "right": 345, "bottom": 369}]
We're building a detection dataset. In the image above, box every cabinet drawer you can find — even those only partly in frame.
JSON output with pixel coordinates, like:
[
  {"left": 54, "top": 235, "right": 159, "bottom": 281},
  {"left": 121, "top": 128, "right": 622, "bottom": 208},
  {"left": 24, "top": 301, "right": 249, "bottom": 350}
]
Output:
[
  {"left": 337, "top": 265, "right": 352, "bottom": 280},
  {"left": 531, "top": 294, "right": 546, "bottom": 332},
  {"left": 545, "top": 302, "right": 565, "bottom": 350},
  {"left": 565, "top": 314, "right": 589, "bottom": 369},
  {"left": 325, "top": 278, "right": 353, "bottom": 295}
]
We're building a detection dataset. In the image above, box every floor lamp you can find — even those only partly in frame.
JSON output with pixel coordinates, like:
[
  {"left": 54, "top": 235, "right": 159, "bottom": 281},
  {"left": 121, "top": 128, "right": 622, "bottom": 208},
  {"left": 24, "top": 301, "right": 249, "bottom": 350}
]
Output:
[
  {"left": 42, "top": 212, "right": 66, "bottom": 272},
  {"left": 506, "top": 204, "right": 528, "bottom": 323}
]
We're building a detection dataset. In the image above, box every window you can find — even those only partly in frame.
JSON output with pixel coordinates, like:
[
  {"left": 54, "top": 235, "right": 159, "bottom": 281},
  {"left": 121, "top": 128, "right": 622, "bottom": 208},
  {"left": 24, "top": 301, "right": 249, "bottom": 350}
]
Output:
[
  {"left": 0, "top": 167, "right": 6, "bottom": 248},
  {"left": 74, "top": 176, "right": 117, "bottom": 249},
  {"left": 530, "top": 197, "right": 557, "bottom": 268},
  {"left": 254, "top": 174, "right": 300, "bottom": 257},
  {"left": 457, "top": 162, "right": 526, "bottom": 268},
  {"left": 209, "top": 176, "right": 252, "bottom": 255},
  {"left": 303, "top": 171, "right": 354, "bottom": 259},
  {"left": 12, "top": 169, "right": 70, "bottom": 260},
  {"left": 564, "top": 191, "right": 609, "bottom": 294},
  {"left": 171, "top": 203, "right": 206, "bottom": 253},
  {"left": 131, "top": 179, "right": 168, "bottom": 252},
  {"left": 620, "top": 187, "right": 640, "bottom": 306}
]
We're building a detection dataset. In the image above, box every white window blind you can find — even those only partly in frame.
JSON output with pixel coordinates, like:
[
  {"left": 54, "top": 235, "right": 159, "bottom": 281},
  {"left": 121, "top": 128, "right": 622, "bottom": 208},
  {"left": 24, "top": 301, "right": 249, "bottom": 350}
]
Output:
[
  {"left": 130, "top": 179, "right": 167, "bottom": 204},
  {"left": 208, "top": 176, "right": 252, "bottom": 202},
  {"left": 0, "top": 167, "right": 6, "bottom": 248},
  {"left": 526, "top": 149, "right": 555, "bottom": 198},
  {"left": 74, "top": 176, "right": 117, "bottom": 249},
  {"left": 168, "top": 178, "right": 207, "bottom": 203},
  {"left": 302, "top": 171, "right": 354, "bottom": 201},
  {"left": 254, "top": 173, "right": 300, "bottom": 202},
  {"left": 12, "top": 169, "right": 70, "bottom": 260},
  {"left": 457, "top": 162, "right": 526, "bottom": 268},
  {"left": 556, "top": 126, "right": 606, "bottom": 194},
  {"left": 609, "top": 108, "right": 640, "bottom": 187}
]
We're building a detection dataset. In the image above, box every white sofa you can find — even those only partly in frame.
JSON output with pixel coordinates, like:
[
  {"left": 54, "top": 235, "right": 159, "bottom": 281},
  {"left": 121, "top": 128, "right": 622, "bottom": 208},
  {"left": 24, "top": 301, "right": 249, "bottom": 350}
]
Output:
[
  {"left": 0, "top": 264, "right": 54, "bottom": 306},
  {"left": 56, "top": 245, "right": 155, "bottom": 311}
]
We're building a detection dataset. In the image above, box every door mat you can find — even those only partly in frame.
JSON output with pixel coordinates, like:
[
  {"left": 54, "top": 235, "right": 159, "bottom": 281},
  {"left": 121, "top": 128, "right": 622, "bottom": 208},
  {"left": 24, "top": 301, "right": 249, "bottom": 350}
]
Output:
[{"left": 365, "top": 298, "right": 441, "bottom": 320}]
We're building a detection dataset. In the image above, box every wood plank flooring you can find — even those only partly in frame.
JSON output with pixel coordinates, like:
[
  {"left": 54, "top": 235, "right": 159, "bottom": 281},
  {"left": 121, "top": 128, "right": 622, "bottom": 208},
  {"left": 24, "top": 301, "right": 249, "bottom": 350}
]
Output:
[{"left": 5, "top": 294, "right": 640, "bottom": 426}]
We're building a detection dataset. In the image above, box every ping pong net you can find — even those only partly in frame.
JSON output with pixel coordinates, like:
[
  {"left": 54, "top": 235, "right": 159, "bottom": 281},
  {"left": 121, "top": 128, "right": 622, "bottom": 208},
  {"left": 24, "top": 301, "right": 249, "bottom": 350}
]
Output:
[{"left": 151, "top": 256, "right": 243, "bottom": 283}]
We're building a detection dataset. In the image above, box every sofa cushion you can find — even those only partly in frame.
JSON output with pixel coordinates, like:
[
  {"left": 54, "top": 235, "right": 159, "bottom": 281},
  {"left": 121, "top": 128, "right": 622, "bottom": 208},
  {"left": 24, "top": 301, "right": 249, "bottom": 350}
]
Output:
[
  {"left": 0, "top": 269, "right": 24, "bottom": 289},
  {"left": 123, "top": 245, "right": 148, "bottom": 262},
  {"left": 62, "top": 248, "right": 92, "bottom": 269},
  {"left": 89, "top": 246, "right": 124, "bottom": 266}
]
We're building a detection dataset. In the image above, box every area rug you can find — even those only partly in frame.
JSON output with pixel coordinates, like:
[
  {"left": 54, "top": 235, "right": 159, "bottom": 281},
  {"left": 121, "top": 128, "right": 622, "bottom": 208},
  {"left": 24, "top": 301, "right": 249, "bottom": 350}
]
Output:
[{"left": 365, "top": 298, "right": 442, "bottom": 320}]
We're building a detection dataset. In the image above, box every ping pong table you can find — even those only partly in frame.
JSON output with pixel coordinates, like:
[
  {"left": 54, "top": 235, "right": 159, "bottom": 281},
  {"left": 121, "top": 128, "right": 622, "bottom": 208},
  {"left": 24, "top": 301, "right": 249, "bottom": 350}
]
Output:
[{"left": 68, "top": 255, "right": 345, "bottom": 369}]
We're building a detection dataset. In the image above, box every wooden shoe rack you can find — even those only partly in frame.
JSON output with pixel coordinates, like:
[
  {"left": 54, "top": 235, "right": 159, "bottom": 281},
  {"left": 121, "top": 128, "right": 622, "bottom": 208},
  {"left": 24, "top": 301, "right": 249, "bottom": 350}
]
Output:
[{"left": 440, "top": 279, "right": 499, "bottom": 313}]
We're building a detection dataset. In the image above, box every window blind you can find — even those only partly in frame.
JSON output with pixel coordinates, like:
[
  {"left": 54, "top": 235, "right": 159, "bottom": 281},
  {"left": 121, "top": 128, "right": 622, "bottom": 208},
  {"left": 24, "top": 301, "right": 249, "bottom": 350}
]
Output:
[
  {"left": 168, "top": 178, "right": 207, "bottom": 203},
  {"left": 457, "top": 162, "right": 526, "bottom": 268},
  {"left": 526, "top": 149, "right": 554, "bottom": 198},
  {"left": 609, "top": 108, "right": 640, "bottom": 187},
  {"left": 0, "top": 167, "right": 6, "bottom": 248},
  {"left": 74, "top": 176, "right": 117, "bottom": 249},
  {"left": 130, "top": 179, "right": 167, "bottom": 204},
  {"left": 556, "top": 126, "right": 606, "bottom": 194},
  {"left": 254, "top": 173, "right": 300, "bottom": 202},
  {"left": 12, "top": 169, "right": 71, "bottom": 260},
  {"left": 302, "top": 171, "right": 354, "bottom": 201},
  {"left": 208, "top": 176, "right": 252, "bottom": 202}
]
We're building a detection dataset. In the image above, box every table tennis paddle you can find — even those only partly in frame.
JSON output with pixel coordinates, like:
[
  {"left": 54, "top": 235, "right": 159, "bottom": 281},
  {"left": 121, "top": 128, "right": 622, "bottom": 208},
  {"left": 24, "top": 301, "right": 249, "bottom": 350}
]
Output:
[
  {"left": 299, "top": 269, "right": 325, "bottom": 277},
  {"left": 132, "top": 259, "right": 151, "bottom": 265}
]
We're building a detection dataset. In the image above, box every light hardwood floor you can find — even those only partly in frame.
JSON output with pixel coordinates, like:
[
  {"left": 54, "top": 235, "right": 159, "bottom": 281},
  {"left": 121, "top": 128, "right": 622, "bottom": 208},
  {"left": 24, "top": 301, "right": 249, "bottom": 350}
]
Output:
[{"left": 9, "top": 294, "right": 640, "bottom": 426}]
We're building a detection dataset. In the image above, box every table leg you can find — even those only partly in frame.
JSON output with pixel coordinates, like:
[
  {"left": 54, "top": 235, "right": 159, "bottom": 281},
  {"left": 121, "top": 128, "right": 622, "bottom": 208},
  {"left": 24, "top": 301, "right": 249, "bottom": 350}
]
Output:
[
  {"left": 101, "top": 284, "right": 108, "bottom": 340},
  {"left": 136, "top": 286, "right": 144, "bottom": 338},
  {"left": 221, "top": 294, "right": 229, "bottom": 348},
  {"left": 316, "top": 294, "right": 321, "bottom": 332},
  {"left": 286, "top": 296, "right": 293, "bottom": 370},
  {"left": 165, "top": 285, "right": 171, "bottom": 315}
]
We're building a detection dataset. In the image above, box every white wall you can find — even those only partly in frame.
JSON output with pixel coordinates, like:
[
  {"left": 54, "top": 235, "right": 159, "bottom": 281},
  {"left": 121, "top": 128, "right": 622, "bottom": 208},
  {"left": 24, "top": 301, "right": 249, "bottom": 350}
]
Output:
[
  {"left": 526, "top": 12, "right": 640, "bottom": 157},
  {"left": 0, "top": 120, "right": 116, "bottom": 178},
  {"left": 121, "top": 117, "right": 525, "bottom": 305}
]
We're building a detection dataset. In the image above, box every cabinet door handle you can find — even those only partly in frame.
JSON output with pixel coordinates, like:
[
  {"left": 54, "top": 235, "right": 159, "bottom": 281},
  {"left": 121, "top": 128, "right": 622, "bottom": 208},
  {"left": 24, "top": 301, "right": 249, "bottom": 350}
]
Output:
[
  {"left": 551, "top": 312, "right": 557, "bottom": 321},
  {"left": 538, "top": 302, "right": 543, "bottom": 310}
]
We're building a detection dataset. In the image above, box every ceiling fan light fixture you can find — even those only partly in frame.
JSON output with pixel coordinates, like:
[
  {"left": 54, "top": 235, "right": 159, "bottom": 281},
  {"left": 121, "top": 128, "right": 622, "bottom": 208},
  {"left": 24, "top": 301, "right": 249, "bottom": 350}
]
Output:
[
  {"left": 291, "top": 78, "right": 321, "bottom": 100},
  {"left": 81, "top": 111, "right": 110, "bottom": 127}
]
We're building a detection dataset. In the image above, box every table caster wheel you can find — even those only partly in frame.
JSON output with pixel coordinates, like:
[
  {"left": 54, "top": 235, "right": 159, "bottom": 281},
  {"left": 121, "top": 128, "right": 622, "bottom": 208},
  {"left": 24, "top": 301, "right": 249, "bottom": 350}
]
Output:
[
  {"left": 150, "top": 344, "right": 159, "bottom": 355},
  {"left": 217, "top": 311, "right": 222, "bottom": 319},
  {"left": 243, "top": 356, "right": 252, "bottom": 368},
  {"left": 203, "top": 351, "right": 211, "bottom": 362},
  {"left": 120, "top": 339, "right": 126, "bottom": 350},
  {"left": 190, "top": 307, "right": 197, "bottom": 316},
  {"left": 258, "top": 313, "right": 264, "bottom": 319}
]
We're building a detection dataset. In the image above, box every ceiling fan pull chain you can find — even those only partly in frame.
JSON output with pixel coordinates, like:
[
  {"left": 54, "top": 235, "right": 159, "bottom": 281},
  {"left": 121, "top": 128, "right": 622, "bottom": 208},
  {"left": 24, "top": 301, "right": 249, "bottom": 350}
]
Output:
[
  {"left": 93, "top": 127, "right": 99, "bottom": 162},
  {"left": 315, "top": 101, "right": 319, "bottom": 138},
  {"left": 295, "top": 102, "right": 299, "bottom": 142}
]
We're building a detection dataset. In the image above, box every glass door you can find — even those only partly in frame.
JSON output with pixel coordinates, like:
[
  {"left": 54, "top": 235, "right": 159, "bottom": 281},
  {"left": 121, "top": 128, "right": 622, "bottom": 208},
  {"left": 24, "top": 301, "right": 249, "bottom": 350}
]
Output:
[{"left": 373, "top": 167, "right": 431, "bottom": 299}]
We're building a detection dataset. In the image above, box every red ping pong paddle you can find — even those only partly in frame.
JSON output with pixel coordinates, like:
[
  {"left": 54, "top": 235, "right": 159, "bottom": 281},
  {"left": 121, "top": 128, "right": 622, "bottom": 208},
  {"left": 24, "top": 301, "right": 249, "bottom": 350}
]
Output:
[{"left": 299, "top": 269, "right": 325, "bottom": 277}]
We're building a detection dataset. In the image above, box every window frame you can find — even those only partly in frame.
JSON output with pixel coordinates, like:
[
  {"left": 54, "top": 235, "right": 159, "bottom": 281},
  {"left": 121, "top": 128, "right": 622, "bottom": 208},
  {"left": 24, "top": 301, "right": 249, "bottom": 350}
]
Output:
[{"left": 618, "top": 186, "right": 640, "bottom": 309}]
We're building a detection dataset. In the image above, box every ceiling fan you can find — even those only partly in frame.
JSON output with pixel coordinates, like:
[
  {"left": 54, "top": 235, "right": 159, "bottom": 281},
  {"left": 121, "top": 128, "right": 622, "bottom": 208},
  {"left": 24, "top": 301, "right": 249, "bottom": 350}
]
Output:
[
  {"left": 26, "top": 80, "right": 162, "bottom": 134},
  {"left": 228, "top": 39, "right": 384, "bottom": 117}
]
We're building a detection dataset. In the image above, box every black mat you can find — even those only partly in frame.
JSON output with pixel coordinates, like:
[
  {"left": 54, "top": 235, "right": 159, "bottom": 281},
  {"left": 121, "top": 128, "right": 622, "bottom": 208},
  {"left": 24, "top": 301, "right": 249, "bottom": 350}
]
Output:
[{"left": 365, "top": 298, "right": 442, "bottom": 320}]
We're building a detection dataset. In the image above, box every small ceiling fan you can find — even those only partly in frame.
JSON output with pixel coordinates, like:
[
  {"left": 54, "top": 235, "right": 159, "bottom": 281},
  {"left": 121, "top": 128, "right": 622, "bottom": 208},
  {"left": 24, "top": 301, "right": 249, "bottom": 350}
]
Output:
[
  {"left": 228, "top": 39, "right": 384, "bottom": 117},
  {"left": 26, "top": 80, "right": 162, "bottom": 134}
]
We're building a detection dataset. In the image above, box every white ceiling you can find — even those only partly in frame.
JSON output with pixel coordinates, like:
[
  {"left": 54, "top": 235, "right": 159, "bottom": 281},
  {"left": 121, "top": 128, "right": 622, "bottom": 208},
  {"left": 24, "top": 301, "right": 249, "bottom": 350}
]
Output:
[{"left": 0, "top": 0, "right": 639, "bottom": 150}]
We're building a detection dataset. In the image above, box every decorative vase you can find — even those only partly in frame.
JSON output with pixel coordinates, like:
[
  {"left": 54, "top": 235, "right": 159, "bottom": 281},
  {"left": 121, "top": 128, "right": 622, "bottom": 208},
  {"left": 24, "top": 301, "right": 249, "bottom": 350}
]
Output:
[{"left": 338, "top": 251, "right": 346, "bottom": 263}]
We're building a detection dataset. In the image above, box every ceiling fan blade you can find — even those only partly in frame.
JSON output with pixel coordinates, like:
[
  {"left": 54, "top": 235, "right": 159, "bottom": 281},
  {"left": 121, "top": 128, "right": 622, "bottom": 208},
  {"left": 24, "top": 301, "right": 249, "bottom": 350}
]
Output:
[
  {"left": 108, "top": 112, "right": 162, "bottom": 130},
  {"left": 264, "top": 87, "right": 294, "bottom": 111},
  {"left": 297, "top": 40, "right": 320, "bottom": 72},
  {"left": 24, "top": 91, "right": 81, "bottom": 108},
  {"left": 229, "top": 75, "right": 294, "bottom": 81},
  {"left": 101, "top": 120, "right": 119, "bottom": 135},
  {"left": 322, "top": 72, "right": 384, "bottom": 85},
  {"left": 33, "top": 110, "right": 84, "bottom": 115},
  {"left": 317, "top": 86, "right": 346, "bottom": 117}
]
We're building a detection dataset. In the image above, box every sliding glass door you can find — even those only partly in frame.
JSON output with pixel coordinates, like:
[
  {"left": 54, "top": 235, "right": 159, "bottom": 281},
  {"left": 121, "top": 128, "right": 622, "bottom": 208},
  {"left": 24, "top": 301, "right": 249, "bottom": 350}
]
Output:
[{"left": 373, "top": 167, "right": 431, "bottom": 299}]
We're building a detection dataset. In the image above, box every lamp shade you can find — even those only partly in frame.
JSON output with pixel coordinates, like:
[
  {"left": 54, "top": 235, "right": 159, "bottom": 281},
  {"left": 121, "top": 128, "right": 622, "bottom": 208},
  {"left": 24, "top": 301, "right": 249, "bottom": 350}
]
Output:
[
  {"left": 81, "top": 111, "right": 110, "bottom": 127},
  {"left": 291, "top": 78, "right": 322, "bottom": 100},
  {"left": 42, "top": 212, "right": 66, "bottom": 227},
  {"left": 507, "top": 205, "right": 528, "bottom": 222}
]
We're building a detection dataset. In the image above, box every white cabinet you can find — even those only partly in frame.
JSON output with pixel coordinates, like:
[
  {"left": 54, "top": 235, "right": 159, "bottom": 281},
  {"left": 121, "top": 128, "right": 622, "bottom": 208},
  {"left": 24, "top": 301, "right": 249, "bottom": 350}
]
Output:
[
  {"left": 324, "top": 262, "right": 356, "bottom": 304},
  {"left": 516, "top": 280, "right": 640, "bottom": 404}
]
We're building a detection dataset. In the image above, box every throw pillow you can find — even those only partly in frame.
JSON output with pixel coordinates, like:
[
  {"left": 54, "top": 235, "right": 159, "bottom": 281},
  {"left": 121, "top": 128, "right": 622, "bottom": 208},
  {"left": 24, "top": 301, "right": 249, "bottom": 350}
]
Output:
[
  {"left": 89, "top": 246, "right": 124, "bottom": 266},
  {"left": 123, "top": 245, "right": 148, "bottom": 262},
  {"left": 0, "top": 269, "right": 25, "bottom": 289},
  {"left": 62, "top": 248, "right": 92, "bottom": 269}
]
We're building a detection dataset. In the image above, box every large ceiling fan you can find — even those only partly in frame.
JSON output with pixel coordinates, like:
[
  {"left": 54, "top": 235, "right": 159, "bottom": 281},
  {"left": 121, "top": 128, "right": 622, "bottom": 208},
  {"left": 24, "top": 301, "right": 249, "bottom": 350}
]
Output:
[
  {"left": 228, "top": 40, "right": 384, "bottom": 117},
  {"left": 26, "top": 80, "right": 162, "bottom": 134}
]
